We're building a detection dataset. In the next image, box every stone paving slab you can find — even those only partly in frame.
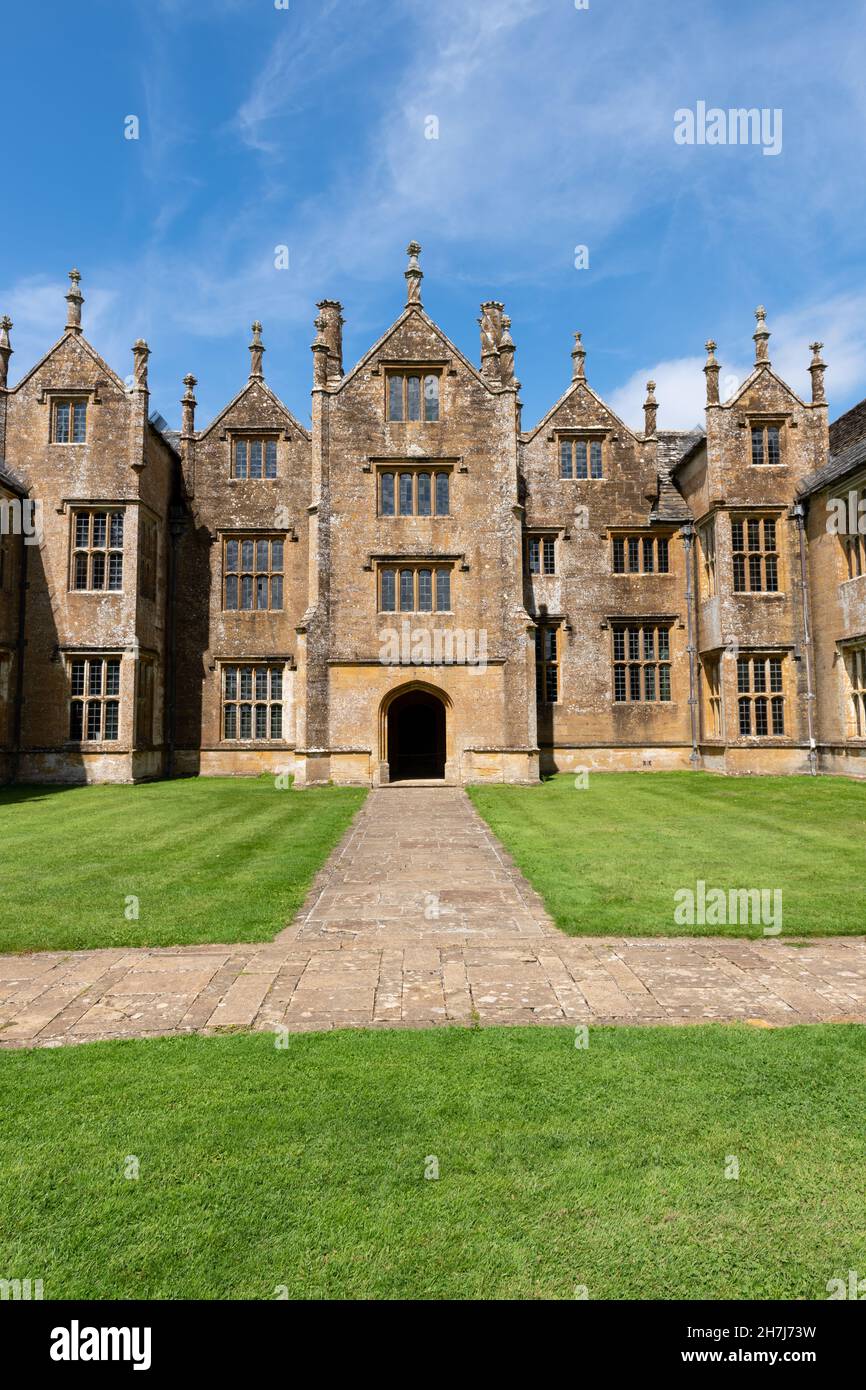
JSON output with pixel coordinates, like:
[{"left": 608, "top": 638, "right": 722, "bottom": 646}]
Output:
[{"left": 1, "top": 787, "right": 865, "bottom": 1048}]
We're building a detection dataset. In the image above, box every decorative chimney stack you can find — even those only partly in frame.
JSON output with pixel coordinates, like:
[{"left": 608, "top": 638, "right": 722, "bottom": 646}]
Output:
[
  {"left": 316, "top": 300, "right": 344, "bottom": 382},
  {"left": 643, "top": 380, "right": 658, "bottom": 436},
  {"left": 753, "top": 305, "right": 771, "bottom": 365},
  {"left": 499, "top": 314, "right": 516, "bottom": 386},
  {"left": 479, "top": 301, "right": 503, "bottom": 381},
  {"left": 131, "top": 339, "right": 150, "bottom": 391},
  {"left": 809, "top": 341, "right": 827, "bottom": 405},
  {"left": 0, "top": 316, "right": 12, "bottom": 390},
  {"left": 404, "top": 241, "right": 423, "bottom": 307},
  {"left": 65, "top": 268, "right": 84, "bottom": 334},
  {"left": 180, "top": 373, "right": 197, "bottom": 497},
  {"left": 311, "top": 313, "right": 329, "bottom": 389},
  {"left": 249, "top": 321, "right": 265, "bottom": 380},
  {"left": 571, "top": 332, "right": 586, "bottom": 382},
  {"left": 704, "top": 340, "right": 720, "bottom": 405}
]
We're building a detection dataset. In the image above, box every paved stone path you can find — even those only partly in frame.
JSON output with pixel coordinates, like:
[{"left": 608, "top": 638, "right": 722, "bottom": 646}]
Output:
[{"left": 2, "top": 788, "right": 866, "bottom": 1048}]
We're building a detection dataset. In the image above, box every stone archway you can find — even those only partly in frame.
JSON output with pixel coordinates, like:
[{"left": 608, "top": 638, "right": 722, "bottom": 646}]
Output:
[{"left": 381, "top": 683, "right": 450, "bottom": 782}]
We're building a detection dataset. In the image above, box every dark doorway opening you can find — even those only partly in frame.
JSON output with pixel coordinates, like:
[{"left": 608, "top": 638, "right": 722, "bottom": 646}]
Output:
[{"left": 387, "top": 689, "right": 446, "bottom": 781}]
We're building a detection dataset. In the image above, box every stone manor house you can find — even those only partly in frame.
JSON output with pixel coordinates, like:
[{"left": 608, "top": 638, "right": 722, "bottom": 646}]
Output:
[{"left": 1, "top": 245, "right": 865, "bottom": 786}]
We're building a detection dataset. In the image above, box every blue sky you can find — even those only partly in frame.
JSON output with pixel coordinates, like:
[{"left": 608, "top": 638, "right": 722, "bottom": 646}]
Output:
[{"left": 3, "top": 0, "right": 866, "bottom": 434}]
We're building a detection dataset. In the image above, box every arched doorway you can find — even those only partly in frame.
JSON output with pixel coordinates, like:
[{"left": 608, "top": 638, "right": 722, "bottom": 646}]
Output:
[{"left": 385, "top": 686, "right": 447, "bottom": 781}]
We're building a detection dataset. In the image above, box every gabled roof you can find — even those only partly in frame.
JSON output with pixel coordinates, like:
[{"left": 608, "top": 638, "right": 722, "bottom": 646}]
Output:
[
  {"left": 797, "top": 434, "right": 866, "bottom": 500},
  {"left": 9, "top": 329, "right": 128, "bottom": 396},
  {"left": 522, "top": 377, "right": 640, "bottom": 446},
  {"left": 197, "top": 377, "right": 311, "bottom": 442},
  {"left": 723, "top": 361, "right": 810, "bottom": 413},
  {"left": 0, "top": 465, "right": 27, "bottom": 497},
  {"left": 829, "top": 396, "right": 866, "bottom": 456},
  {"left": 339, "top": 305, "right": 494, "bottom": 394}
]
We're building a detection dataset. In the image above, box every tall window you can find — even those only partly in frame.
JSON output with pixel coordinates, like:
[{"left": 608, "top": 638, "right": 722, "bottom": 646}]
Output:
[
  {"left": 233, "top": 438, "right": 278, "bottom": 479},
  {"left": 0, "top": 651, "right": 11, "bottom": 746},
  {"left": 535, "top": 625, "right": 559, "bottom": 703},
  {"left": 71, "top": 510, "right": 124, "bottom": 591},
  {"left": 703, "top": 656, "right": 722, "bottom": 737},
  {"left": 383, "top": 564, "right": 453, "bottom": 614},
  {"left": 224, "top": 537, "right": 284, "bottom": 611},
  {"left": 140, "top": 517, "right": 158, "bottom": 601},
  {"left": 386, "top": 372, "right": 440, "bottom": 422},
  {"left": 379, "top": 565, "right": 451, "bottom": 612},
  {"left": 737, "top": 655, "right": 785, "bottom": 736},
  {"left": 527, "top": 535, "right": 556, "bottom": 575},
  {"left": 222, "top": 665, "right": 284, "bottom": 740},
  {"left": 53, "top": 399, "right": 87, "bottom": 443},
  {"left": 750, "top": 424, "right": 781, "bottom": 466},
  {"left": 379, "top": 469, "right": 449, "bottom": 516},
  {"left": 612, "top": 534, "right": 670, "bottom": 574},
  {"left": 613, "top": 624, "right": 672, "bottom": 703},
  {"left": 845, "top": 646, "right": 866, "bottom": 737},
  {"left": 699, "top": 521, "right": 716, "bottom": 598},
  {"left": 732, "top": 516, "right": 779, "bottom": 593},
  {"left": 0, "top": 533, "right": 12, "bottom": 592},
  {"left": 69, "top": 656, "right": 120, "bottom": 741},
  {"left": 136, "top": 659, "right": 155, "bottom": 746},
  {"left": 560, "top": 438, "right": 603, "bottom": 480},
  {"left": 842, "top": 488, "right": 866, "bottom": 579}
]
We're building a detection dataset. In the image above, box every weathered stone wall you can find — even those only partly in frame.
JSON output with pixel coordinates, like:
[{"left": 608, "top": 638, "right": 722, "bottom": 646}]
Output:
[
  {"left": 1, "top": 266, "right": 864, "bottom": 785},
  {"left": 173, "top": 357, "right": 311, "bottom": 777},
  {"left": 1, "top": 304, "right": 178, "bottom": 783}
]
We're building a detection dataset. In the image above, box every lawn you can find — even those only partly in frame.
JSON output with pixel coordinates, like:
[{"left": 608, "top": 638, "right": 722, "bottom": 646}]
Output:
[
  {"left": 0, "top": 779, "right": 366, "bottom": 953},
  {"left": 0, "top": 1024, "right": 863, "bottom": 1299},
  {"left": 469, "top": 772, "right": 866, "bottom": 936}
]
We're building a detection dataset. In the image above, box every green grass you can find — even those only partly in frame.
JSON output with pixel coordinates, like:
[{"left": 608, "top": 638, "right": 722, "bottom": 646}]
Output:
[
  {"left": 0, "top": 778, "right": 366, "bottom": 953},
  {"left": 1, "top": 1024, "right": 864, "bottom": 1299},
  {"left": 469, "top": 772, "right": 866, "bottom": 936}
]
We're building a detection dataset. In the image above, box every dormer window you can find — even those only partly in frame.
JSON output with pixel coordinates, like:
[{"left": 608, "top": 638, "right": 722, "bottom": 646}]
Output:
[
  {"left": 560, "top": 437, "right": 602, "bottom": 479},
  {"left": 750, "top": 424, "right": 781, "bottom": 466},
  {"left": 233, "top": 437, "right": 277, "bottom": 479},
  {"left": 387, "top": 372, "right": 440, "bottom": 422},
  {"left": 54, "top": 399, "right": 87, "bottom": 443}
]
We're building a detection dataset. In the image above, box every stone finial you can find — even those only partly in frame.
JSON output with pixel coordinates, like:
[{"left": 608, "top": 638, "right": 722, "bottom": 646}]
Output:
[
  {"left": 479, "top": 301, "right": 504, "bottom": 380},
  {"left": 753, "top": 305, "right": 771, "bottom": 365},
  {"left": 808, "top": 341, "right": 827, "bottom": 405},
  {"left": 316, "top": 300, "right": 344, "bottom": 382},
  {"left": 181, "top": 373, "right": 197, "bottom": 436},
  {"left": 704, "top": 339, "right": 720, "bottom": 405},
  {"left": 65, "top": 268, "right": 84, "bottom": 333},
  {"left": 0, "top": 315, "right": 12, "bottom": 390},
  {"left": 405, "top": 240, "right": 423, "bottom": 307},
  {"left": 131, "top": 338, "right": 150, "bottom": 390},
  {"left": 571, "top": 331, "right": 586, "bottom": 382},
  {"left": 643, "top": 380, "right": 658, "bottom": 436},
  {"left": 499, "top": 314, "right": 516, "bottom": 386},
  {"left": 249, "top": 321, "right": 265, "bottom": 380}
]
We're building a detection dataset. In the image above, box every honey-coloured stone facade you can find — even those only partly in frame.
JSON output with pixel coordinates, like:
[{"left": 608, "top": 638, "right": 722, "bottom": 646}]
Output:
[{"left": 0, "top": 252, "right": 864, "bottom": 785}]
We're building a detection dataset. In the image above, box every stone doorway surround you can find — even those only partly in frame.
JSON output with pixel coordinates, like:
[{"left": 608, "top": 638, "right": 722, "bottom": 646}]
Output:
[{"left": 1, "top": 788, "right": 866, "bottom": 1047}]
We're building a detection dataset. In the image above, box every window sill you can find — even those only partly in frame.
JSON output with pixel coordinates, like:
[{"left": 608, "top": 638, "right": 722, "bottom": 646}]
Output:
[{"left": 732, "top": 590, "right": 786, "bottom": 599}]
